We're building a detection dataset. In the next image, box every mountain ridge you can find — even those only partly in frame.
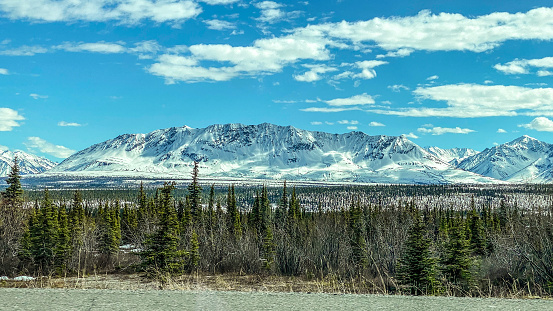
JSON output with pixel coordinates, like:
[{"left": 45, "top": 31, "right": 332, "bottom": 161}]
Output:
[
  {"left": 46, "top": 123, "right": 500, "bottom": 184},
  {"left": 0, "top": 149, "right": 58, "bottom": 177}
]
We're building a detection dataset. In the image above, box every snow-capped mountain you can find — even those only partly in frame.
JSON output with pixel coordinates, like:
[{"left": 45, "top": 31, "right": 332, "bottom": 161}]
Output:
[
  {"left": 48, "top": 123, "right": 499, "bottom": 184},
  {"left": 0, "top": 149, "right": 58, "bottom": 177},
  {"left": 425, "top": 147, "right": 479, "bottom": 166},
  {"left": 457, "top": 135, "right": 553, "bottom": 183}
]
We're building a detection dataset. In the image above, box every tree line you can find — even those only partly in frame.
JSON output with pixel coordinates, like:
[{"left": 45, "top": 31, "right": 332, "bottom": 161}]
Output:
[{"left": 1, "top": 159, "right": 553, "bottom": 297}]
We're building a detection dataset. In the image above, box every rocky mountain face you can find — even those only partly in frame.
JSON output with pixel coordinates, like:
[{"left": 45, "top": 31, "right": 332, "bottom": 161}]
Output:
[
  {"left": 0, "top": 149, "right": 57, "bottom": 177},
  {"left": 48, "top": 123, "right": 500, "bottom": 184}
]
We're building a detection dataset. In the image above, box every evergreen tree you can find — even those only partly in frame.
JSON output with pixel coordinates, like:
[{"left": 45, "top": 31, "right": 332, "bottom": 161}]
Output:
[
  {"left": 140, "top": 182, "right": 185, "bottom": 277},
  {"left": 33, "top": 189, "right": 59, "bottom": 273},
  {"left": 440, "top": 222, "right": 472, "bottom": 288},
  {"left": 262, "top": 226, "right": 276, "bottom": 271},
  {"left": 1, "top": 156, "right": 23, "bottom": 209},
  {"left": 349, "top": 200, "right": 368, "bottom": 269},
  {"left": 275, "top": 181, "right": 287, "bottom": 222},
  {"left": 226, "top": 185, "right": 241, "bottom": 238},
  {"left": 397, "top": 216, "right": 436, "bottom": 295},
  {"left": 55, "top": 206, "right": 71, "bottom": 273},
  {"left": 188, "top": 161, "right": 202, "bottom": 223},
  {"left": 189, "top": 230, "right": 200, "bottom": 271},
  {"left": 468, "top": 209, "right": 486, "bottom": 256},
  {"left": 207, "top": 184, "right": 216, "bottom": 228}
]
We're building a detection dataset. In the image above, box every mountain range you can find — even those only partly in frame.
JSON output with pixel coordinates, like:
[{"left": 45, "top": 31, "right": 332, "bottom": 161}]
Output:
[
  {"left": 5, "top": 123, "right": 553, "bottom": 184},
  {"left": 0, "top": 149, "right": 57, "bottom": 177}
]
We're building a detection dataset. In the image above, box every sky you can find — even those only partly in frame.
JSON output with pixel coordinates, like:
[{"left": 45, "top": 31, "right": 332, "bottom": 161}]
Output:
[{"left": 1, "top": 0, "right": 553, "bottom": 161}]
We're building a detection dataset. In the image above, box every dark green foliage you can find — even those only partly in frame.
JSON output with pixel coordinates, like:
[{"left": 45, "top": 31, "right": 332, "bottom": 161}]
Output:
[
  {"left": 98, "top": 203, "right": 121, "bottom": 256},
  {"left": 1, "top": 156, "right": 23, "bottom": 209},
  {"left": 189, "top": 230, "right": 200, "bottom": 270},
  {"left": 397, "top": 216, "right": 436, "bottom": 295},
  {"left": 262, "top": 226, "right": 276, "bottom": 271},
  {"left": 140, "top": 183, "right": 186, "bottom": 276},
  {"left": 188, "top": 161, "right": 202, "bottom": 224},
  {"left": 440, "top": 222, "right": 472, "bottom": 287},
  {"left": 226, "top": 185, "right": 241, "bottom": 238},
  {"left": 348, "top": 200, "right": 368, "bottom": 269},
  {"left": 467, "top": 209, "right": 487, "bottom": 256}
]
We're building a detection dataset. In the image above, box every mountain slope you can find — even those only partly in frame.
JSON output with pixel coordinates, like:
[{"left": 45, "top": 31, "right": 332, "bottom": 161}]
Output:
[
  {"left": 457, "top": 135, "right": 553, "bottom": 183},
  {"left": 0, "top": 149, "right": 58, "bottom": 177},
  {"left": 48, "top": 123, "right": 499, "bottom": 184},
  {"left": 424, "top": 147, "right": 479, "bottom": 166}
]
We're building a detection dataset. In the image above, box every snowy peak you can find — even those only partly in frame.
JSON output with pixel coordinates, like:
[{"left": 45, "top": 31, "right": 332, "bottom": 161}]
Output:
[
  {"left": 458, "top": 136, "right": 553, "bottom": 182},
  {"left": 425, "top": 147, "right": 479, "bottom": 166},
  {"left": 49, "top": 123, "right": 498, "bottom": 184},
  {"left": 0, "top": 149, "right": 58, "bottom": 177}
]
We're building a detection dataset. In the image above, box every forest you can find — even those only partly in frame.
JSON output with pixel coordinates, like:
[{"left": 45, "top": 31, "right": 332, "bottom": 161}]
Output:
[{"left": 2, "top": 160, "right": 553, "bottom": 297}]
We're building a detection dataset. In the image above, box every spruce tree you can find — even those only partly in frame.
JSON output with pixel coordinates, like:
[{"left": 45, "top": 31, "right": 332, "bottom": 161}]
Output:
[
  {"left": 262, "top": 226, "right": 276, "bottom": 271},
  {"left": 468, "top": 209, "right": 486, "bottom": 256},
  {"left": 140, "top": 182, "right": 185, "bottom": 277},
  {"left": 226, "top": 185, "right": 241, "bottom": 238},
  {"left": 1, "top": 156, "right": 23, "bottom": 209},
  {"left": 397, "top": 216, "right": 436, "bottom": 295},
  {"left": 189, "top": 230, "right": 200, "bottom": 271},
  {"left": 349, "top": 200, "right": 368, "bottom": 269},
  {"left": 188, "top": 161, "right": 202, "bottom": 223},
  {"left": 440, "top": 221, "right": 472, "bottom": 288},
  {"left": 33, "top": 189, "right": 59, "bottom": 273}
]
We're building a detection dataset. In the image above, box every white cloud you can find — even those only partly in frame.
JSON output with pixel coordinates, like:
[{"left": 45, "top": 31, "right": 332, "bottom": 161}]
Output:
[
  {"left": 204, "top": 19, "right": 236, "bottom": 30},
  {"left": 300, "top": 107, "right": 360, "bottom": 113},
  {"left": 426, "top": 75, "right": 439, "bottom": 81},
  {"left": 388, "top": 84, "right": 409, "bottom": 92},
  {"left": 347, "top": 126, "right": 358, "bottom": 130},
  {"left": 0, "top": 144, "right": 8, "bottom": 151},
  {"left": 255, "top": 1, "right": 295, "bottom": 24},
  {"left": 538, "top": 70, "right": 553, "bottom": 77},
  {"left": 337, "top": 120, "right": 358, "bottom": 125},
  {"left": 129, "top": 40, "right": 162, "bottom": 59},
  {"left": 373, "top": 84, "right": 553, "bottom": 118},
  {"left": 325, "top": 121, "right": 334, "bottom": 125},
  {"left": 402, "top": 133, "right": 418, "bottom": 139},
  {"left": 417, "top": 126, "right": 475, "bottom": 135},
  {"left": 310, "top": 121, "right": 322, "bottom": 125},
  {"left": 149, "top": 34, "right": 330, "bottom": 82},
  {"left": 369, "top": 121, "right": 385, "bottom": 127},
  {"left": 325, "top": 93, "right": 375, "bottom": 106},
  {"left": 298, "top": 7, "right": 553, "bottom": 53},
  {"left": 199, "top": 0, "right": 239, "bottom": 4},
  {"left": 58, "top": 121, "right": 82, "bottom": 127},
  {"left": 294, "top": 64, "right": 337, "bottom": 82},
  {"left": 376, "top": 48, "right": 414, "bottom": 58},
  {"left": 0, "top": 0, "right": 202, "bottom": 24},
  {"left": 0, "top": 108, "right": 24, "bottom": 131},
  {"left": 55, "top": 41, "right": 126, "bottom": 53},
  {"left": 30, "top": 93, "right": 48, "bottom": 100},
  {"left": 0, "top": 68, "right": 8, "bottom": 75},
  {"left": 494, "top": 57, "right": 553, "bottom": 75},
  {"left": 353, "top": 60, "right": 388, "bottom": 79},
  {"left": 0, "top": 45, "right": 48, "bottom": 56},
  {"left": 519, "top": 117, "right": 553, "bottom": 132},
  {"left": 497, "top": 128, "right": 507, "bottom": 133},
  {"left": 24, "top": 137, "right": 75, "bottom": 158}
]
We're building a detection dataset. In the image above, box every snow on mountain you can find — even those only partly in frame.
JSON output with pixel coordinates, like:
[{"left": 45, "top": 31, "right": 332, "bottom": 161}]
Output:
[
  {"left": 47, "top": 123, "right": 500, "bottom": 184},
  {"left": 0, "top": 149, "right": 58, "bottom": 177},
  {"left": 457, "top": 135, "right": 553, "bottom": 183},
  {"left": 425, "top": 147, "right": 479, "bottom": 166}
]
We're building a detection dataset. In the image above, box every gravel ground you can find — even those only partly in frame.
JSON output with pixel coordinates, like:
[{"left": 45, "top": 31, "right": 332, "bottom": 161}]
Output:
[{"left": 1, "top": 288, "right": 552, "bottom": 311}]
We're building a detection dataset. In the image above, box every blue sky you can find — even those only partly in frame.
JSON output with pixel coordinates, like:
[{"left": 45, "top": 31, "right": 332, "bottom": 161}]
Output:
[{"left": 1, "top": 0, "right": 553, "bottom": 161}]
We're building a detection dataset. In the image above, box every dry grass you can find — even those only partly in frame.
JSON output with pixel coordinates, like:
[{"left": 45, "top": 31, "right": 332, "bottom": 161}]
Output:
[{"left": 0, "top": 272, "right": 390, "bottom": 294}]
